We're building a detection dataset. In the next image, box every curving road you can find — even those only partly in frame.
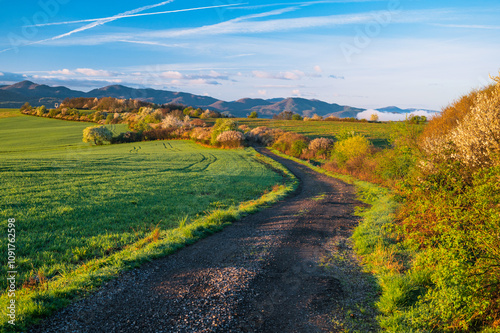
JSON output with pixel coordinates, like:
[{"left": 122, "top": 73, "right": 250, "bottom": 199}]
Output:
[{"left": 30, "top": 149, "right": 366, "bottom": 333}]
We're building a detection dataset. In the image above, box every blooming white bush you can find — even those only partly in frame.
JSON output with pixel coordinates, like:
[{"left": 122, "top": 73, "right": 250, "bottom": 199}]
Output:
[
  {"left": 309, "top": 137, "right": 334, "bottom": 152},
  {"left": 451, "top": 75, "right": 500, "bottom": 168},
  {"left": 216, "top": 130, "right": 245, "bottom": 147},
  {"left": 422, "top": 73, "right": 500, "bottom": 171},
  {"left": 161, "top": 114, "right": 183, "bottom": 128}
]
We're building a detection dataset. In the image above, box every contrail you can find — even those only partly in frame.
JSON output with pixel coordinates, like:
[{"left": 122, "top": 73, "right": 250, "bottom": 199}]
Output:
[{"left": 24, "top": 3, "right": 246, "bottom": 28}]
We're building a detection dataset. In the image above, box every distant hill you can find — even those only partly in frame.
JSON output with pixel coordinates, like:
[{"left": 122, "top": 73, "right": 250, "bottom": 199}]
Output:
[{"left": 0, "top": 80, "right": 437, "bottom": 118}]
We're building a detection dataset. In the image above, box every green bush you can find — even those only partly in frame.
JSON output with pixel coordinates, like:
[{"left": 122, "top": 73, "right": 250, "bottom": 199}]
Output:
[
  {"left": 248, "top": 111, "right": 258, "bottom": 119},
  {"left": 210, "top": 119, "right": 237, "bottom": 145},
  {"left": 332, "top": 135, "right": 371, "bottom": 165}
]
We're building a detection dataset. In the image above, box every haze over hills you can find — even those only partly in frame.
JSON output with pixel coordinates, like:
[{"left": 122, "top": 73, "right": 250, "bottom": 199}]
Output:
[{"left": 0, "top": 80, "right": 438, "bottom": 118}]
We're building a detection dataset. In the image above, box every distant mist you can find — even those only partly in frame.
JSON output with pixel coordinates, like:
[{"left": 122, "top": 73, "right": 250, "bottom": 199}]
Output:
[{"left": 356, "top": 109, "right": 440, "bottom": 122}]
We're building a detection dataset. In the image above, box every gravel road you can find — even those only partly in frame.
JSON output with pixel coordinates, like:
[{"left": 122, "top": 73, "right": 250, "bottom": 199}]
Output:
[{"left": 30, "top": 149, "right": 372, "bottom": 333}]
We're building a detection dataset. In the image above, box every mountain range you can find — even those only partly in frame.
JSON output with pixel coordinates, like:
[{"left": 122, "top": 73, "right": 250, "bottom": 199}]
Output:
[{"left": 0, "top": 80, "right": 437, "bottom": 118}]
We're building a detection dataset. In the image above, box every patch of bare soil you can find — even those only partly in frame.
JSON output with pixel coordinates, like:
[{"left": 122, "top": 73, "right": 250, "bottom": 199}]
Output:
[{"left": 30, "top": 149, "right": 379, "bottom": 332}]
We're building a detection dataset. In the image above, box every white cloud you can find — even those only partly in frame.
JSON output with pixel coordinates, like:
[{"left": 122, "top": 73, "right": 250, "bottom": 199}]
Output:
[
  {"left": 283, "top": 71, "right": 304, "bottom": 80},
  {"left": 258, "top": 89, "right": 267, "bottom": 96},
  {"left": 161, "top": 71, "right": 184, "bottom": 79},
  {"left": 292, "top": 89, "right": 301, "bottom": 96},
  {"left": 189, "top": 79, "right": 220, "bottom": 85},
  {"left": 314, "top": 65, "right": 322, "bottom": 73},
  {"left": 252, "top": 70, "right": 307, "bottom": 80},
  {"left": 433, "top": 23, "right": 500, "bottom": 30},
  {"left": 25, "top": 3, "right": 242, "bottom": 27},
  {"left": 49, "top": 69, "right": 74, "bottom": 75},
  {"left": 75, "top": 68, "right": 112, "bottom": 77}
]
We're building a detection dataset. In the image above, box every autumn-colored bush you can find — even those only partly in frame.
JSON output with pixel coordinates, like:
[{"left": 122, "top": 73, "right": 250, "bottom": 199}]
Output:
[
  {"left": 272, "top": 132, "right": 309, "bottom": 157},
  {"left": 308, "top": 137, "right": 334, "bottom": 158},
  {"left": 189, "top": 127, "right": 212, "bottom": 143},
  {"left": 238, "top": 124, "right": 250, "bottom": 133},
  {"left": 142, "top": 128, "right": 177, "bottom": 141},
  {"left": 190, "top": 119, "right": 207, "bottom": 127},
  {"left": 246, "top": 126, "right": 285, "bottom": 146}
]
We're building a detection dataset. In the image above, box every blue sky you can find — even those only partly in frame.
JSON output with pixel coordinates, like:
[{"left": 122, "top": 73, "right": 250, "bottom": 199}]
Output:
[{"left": 0, "top": 0, "right": 499, "bottom": 110}]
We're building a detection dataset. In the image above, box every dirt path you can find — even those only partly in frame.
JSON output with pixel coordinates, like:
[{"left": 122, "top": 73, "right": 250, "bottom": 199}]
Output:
[{"left": 30, "top": 149, "right": 378, "bottom": 333}]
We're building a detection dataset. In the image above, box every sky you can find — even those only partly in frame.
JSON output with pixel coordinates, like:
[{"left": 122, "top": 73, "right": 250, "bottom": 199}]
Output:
[{"left": 0, "top": 0, "right": 499, "bottom": 110}]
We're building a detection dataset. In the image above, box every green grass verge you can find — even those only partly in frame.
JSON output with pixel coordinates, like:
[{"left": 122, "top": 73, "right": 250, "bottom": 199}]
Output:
[{"left": 1, "top": 148, "right": 298, "bottom": 331}]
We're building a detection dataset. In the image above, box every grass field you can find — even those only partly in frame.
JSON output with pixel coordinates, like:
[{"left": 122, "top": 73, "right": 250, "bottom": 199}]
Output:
[
  {"left": 236, "top": 118, "right": 398, "bottom": 148},
  {"left": 0, "top": 109, "right": 22, "bottom": 119},
  {"left": 0, "top": 114, "right": 288, "bottom": 327}
]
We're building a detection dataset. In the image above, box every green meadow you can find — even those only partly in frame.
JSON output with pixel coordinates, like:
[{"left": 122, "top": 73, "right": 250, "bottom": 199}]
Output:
[
  {"left": 0, "top": 114, "right": 284, "bottom": 294},
  {"left": 237, "top": 118, "right": 398, "bottom": 148}
]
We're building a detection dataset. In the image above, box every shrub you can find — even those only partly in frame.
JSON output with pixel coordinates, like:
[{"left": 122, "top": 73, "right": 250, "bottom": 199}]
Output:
[
  {"left": 20, "top": 102, "right": 32, "bottom": 111},
  {"left": 216, "top": 130, "right": 245, "bottom": 148},
  {"left": 335, "top": 129, "right": 358, "bottom": 141},
  {"left": 292, "top": 114, "right": 303, "bottom": 121},
  {"left": 272, "top": 132, "right": 309, "bottom": 157},
  {"left": 248, "top": 111, "right": 258, "bottom": 118},
  {"left": 420, "top": 74, "right": 500, "bottom": 176},
  {"left": 324, "top": 116, "right": 340, "bottom": 121},
  {"left": 48, "top": 109, "right": 59, "bottom": 118},
  {"left": 450, "top": 76, "right": 500, "bottom": 170},
  {"left": 162, "top": 114, "right": 183, "bottom": 128},
  {"left": 190, "top": 127, "right": 211, "bottom": 143},
  {"left": 370, "top": 113, "right": 379, "bottom": 122},
  {"left": 332, "top": 135, "right": 371, "bottom": 165},
  {"left": 129, "top": 120, "right": 152, "bottom": 132},
  {"left": 308, "top": 137, "right": 334, "bottom": 158},
  {"left": 111, "top": 131, "right": 143, "bottom": 144},
  {"left": 93, "top": 111, "right": 106, "bottom": 122},
  {"left": 190, "top": 119, "right": 207, "bottom": 127},
  {"left": 246, "top": 126, "right": 285, "bottom": 146},
  {"left": 36, "top": 105, "right": 47, "bottom": 116},
  {"left": 311, "top": 114, "right": 323, "bottom": 121},
  {"left": 142, "top": 128, "right": 176, "bottom": 141},
  {"left": 82, "top": 126, "right": 113, "bottom": 145},
  {"left": 238, "top": 124, "right": 250, "bottom": 133},
  {"left": 273, "top": 111, "right": 294, "bottom": 120},
  {"left": 210, "top": 119, "right": 237, "bottom": 145}
]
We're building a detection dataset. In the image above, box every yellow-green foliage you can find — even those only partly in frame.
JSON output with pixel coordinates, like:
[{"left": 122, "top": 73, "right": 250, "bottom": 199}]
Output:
[
  {"left": 210, "top": 118, "right": 237, "bottom": 145},
  {"left": 332, "top": 135, "right": 370, "bottom": 164},
  {"left": 82, "top": 125, "right": 113, "bottom": 145}
]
